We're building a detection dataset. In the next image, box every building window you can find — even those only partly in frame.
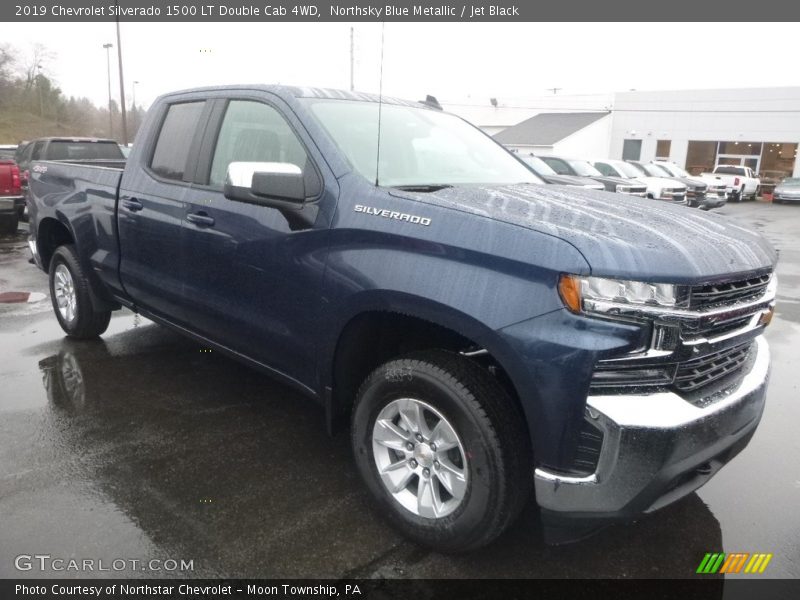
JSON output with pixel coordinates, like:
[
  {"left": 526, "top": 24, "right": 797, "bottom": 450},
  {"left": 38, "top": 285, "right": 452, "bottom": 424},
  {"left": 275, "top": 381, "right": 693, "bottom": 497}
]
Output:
[
  {"left": 685, "top": 141, "right": 717, "bottom": 175},
  {"left": 656, "top": 140, "right": 671, "bottom": 161},
  {"left": 760, "top": 143, "right": 799, "bottom": 190},
  {"left": 622, "top": 139, "right": 642, "bottom": 161}
]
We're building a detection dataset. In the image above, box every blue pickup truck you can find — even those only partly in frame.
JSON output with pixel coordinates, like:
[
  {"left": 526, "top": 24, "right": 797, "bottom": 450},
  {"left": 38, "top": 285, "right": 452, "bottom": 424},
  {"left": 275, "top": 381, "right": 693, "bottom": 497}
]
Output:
[{"left": 27, "top": 85, "right": 777, "bottom": 551}]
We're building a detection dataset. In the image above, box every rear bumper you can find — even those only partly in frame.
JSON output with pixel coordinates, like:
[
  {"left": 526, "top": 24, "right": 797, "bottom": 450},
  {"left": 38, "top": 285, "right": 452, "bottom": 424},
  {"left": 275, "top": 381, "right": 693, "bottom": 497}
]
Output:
[
  {"left": 0, "top": 196, "right": 21, "bottom": 212},
  {"left": 534, "top": 335, "right": 769, "bottom": 521}
]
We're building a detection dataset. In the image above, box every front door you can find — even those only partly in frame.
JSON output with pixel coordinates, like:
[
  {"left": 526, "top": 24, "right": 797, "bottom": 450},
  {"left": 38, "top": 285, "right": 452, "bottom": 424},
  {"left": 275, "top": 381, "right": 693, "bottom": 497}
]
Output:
[{"left": 179, "top": 97, "right": 332, "bottom": 385}]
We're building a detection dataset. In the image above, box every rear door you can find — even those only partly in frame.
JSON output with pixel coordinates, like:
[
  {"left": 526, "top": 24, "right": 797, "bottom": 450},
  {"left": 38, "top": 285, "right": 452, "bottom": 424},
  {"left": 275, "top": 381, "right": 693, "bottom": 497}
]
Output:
[
  {"left": 177, "top": 93, "right": 333, "bottom": 385},
  {"left": 118, "top": 99, "right": 208, "bottom": 321}
]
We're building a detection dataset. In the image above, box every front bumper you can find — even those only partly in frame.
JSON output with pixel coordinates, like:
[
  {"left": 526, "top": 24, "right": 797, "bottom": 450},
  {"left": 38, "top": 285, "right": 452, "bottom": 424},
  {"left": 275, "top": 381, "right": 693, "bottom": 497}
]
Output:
[
  {"left": 774, "top": 193, "right": 800, "bottom": 202},
  {"left": 534, "top": 335, "right": 769, "bottom": 520}
]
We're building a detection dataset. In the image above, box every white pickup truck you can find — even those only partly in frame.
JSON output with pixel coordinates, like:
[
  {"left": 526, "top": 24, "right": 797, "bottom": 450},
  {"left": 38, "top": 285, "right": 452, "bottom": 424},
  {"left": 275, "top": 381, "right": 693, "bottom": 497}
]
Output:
[{"left": 699, "top": 165, "right": 760, "bottom": 202}]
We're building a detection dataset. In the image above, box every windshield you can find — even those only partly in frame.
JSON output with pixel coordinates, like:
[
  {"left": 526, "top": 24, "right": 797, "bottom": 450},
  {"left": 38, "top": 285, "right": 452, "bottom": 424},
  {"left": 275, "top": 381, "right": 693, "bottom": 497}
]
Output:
[
  {"left": 660, "top": 163, "right": 689, "bottom": 177},
  {"left": 643, "top": 163, "right": 671, "bottom": 177},
  {"left": 781, "top": 178, "right": 800, "bottom": 185},
  {"left": 520, "top": 155, "right": 557, "bottom": 176},
  {"left": 300, "top": 99, "right": 542, "bottom": 187},
  {"left": 614, "top": 161, "right": 646, "bottom": 178},
  {"left": 567, "top": 160, "right": 603, "bottom": 177}
]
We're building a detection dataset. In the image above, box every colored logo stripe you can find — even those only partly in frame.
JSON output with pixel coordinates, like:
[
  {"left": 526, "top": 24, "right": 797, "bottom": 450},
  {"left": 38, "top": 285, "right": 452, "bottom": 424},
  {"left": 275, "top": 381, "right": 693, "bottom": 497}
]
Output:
[{"left": 697, "top": 552, "right": 773, "bottom": 574}]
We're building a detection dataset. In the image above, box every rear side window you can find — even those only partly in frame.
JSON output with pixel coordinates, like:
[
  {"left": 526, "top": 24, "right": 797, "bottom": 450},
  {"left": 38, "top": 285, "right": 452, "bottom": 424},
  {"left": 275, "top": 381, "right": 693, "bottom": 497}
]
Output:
[
  {"left": 30, "top": 141, "right": 45, "bottom": 161},
  {"left": 151, "top": 102, "right": 205, "bottom": 181},
  {"left": 46, "top": 141, "right": 124, "bottom": 161},
  {"left": 208, "top": 100, "right": 308, "bottom": 188}
]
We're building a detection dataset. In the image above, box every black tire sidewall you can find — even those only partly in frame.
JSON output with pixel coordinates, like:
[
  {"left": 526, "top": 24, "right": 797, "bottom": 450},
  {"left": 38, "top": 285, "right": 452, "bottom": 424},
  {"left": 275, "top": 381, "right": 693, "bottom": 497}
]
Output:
[
  {"left": 352, "top": 361, "right": 503, "bottom": 549},
  {"left": 48, "top": 246, "right": 97, "bottom": 337}
]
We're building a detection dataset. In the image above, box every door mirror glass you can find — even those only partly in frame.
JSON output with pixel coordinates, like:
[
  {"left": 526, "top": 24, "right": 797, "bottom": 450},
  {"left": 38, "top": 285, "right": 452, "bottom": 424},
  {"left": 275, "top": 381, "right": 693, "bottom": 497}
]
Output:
[{"left": 224, "top": 161, "right": 305, "bottom": 207}]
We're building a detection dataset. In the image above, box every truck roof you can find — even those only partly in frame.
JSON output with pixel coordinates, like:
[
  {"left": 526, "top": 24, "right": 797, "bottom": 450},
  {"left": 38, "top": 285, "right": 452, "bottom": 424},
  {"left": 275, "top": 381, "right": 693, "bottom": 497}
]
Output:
[
  {"left": 28, "top": 137, "right": 118, "bottom": 143},
  {"left": 156, "top": 84, "right": 433, "bottom": 109}
]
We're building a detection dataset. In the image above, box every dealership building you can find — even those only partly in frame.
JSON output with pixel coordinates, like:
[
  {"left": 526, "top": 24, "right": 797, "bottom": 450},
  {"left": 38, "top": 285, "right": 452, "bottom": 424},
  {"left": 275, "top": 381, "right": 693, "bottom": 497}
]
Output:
[{"left": 448, "top": 87, "right": 800, "bottom": 179}]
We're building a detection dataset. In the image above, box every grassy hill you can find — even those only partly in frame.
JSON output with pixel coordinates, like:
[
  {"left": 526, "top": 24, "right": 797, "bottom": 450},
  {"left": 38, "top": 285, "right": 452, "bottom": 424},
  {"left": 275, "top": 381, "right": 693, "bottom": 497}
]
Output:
[{"left": 0, "top": 108, "right": 88, "bottom": 144}]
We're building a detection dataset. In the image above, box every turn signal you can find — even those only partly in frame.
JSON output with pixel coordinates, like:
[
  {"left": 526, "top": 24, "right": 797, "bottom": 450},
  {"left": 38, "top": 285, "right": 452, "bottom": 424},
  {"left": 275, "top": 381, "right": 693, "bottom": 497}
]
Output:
[{"left": 558, "top": 274, "right": 582, "bottom": 314}]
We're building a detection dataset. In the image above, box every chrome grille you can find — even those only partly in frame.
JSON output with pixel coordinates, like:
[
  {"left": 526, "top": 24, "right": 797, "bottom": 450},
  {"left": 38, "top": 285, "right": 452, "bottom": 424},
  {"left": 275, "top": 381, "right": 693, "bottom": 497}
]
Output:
[
  {"left": 690, "top": 274, "right": 771, "bottom": 310},
  {"left": 674, "top": 342, "right": 753, "bottom": 393}
]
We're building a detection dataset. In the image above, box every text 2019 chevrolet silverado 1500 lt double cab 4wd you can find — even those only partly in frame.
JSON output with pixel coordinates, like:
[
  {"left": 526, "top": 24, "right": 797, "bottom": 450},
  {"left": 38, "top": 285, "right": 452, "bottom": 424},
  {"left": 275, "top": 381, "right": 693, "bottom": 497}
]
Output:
[{"left": 28, "top": 85, "right": 777, "bottom": 551}]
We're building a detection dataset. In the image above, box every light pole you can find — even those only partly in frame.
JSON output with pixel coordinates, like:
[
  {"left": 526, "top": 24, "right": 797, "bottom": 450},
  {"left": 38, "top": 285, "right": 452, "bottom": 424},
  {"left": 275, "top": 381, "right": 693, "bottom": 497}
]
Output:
[
  {"left": 115, "top": 7, "right": 129, "bottom": 146},
  {"left": 36, "top": 63, "right": 44, "bottom": 118},
  {"left": 131, "top": 80, "right": 139, "bottom": 133},
  {"left": 103, "top": 43, "right": 113, "bottom": 138}
]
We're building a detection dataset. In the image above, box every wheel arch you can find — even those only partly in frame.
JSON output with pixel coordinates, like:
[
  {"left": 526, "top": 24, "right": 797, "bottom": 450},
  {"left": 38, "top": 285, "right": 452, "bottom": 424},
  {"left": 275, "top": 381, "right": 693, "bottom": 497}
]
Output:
[{"left": 322, "top": 294, "right": 534, "bottom": 445}]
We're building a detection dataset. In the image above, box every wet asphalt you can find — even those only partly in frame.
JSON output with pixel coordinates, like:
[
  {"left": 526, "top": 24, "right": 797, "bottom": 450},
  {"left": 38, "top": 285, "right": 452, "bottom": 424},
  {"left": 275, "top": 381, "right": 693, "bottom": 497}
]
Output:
[{"left": 0, "top": 201, "right": 798, "bottom": 580}]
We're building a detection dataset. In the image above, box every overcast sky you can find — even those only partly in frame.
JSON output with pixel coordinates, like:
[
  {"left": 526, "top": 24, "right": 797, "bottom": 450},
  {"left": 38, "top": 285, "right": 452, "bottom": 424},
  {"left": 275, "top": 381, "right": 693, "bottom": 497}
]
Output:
[{"left": 2, "top": 22, "right": 798, "bottom": 110}]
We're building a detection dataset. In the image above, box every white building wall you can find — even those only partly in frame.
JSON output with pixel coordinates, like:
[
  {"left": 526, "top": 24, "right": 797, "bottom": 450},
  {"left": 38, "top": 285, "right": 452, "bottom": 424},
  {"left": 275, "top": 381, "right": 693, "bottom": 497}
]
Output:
[
  {"left": 550, "top": 114, "right": 612, "bottom": 158},
  {"left": 608, "top": 87, "right": 800, "bottom": 176}
]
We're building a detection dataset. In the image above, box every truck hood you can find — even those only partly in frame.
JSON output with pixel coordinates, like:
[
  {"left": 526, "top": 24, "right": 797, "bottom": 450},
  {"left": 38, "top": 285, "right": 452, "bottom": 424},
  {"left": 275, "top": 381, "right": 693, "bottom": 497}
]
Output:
[{"left": 398, "top": 183, "right": 776, "bottom": 282}]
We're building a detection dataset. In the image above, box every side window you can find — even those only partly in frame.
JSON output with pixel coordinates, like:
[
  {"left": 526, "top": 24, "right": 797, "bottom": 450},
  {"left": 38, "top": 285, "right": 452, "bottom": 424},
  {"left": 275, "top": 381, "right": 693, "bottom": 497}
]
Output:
[
  {"left": 30, "top": 141, "right": 45, "bottom": 161},
  {"left": 595, "top": 162, "right": 616, "bottom": 177},
  {"left": 150, "top": 102, "right": 205, "bottom": 181},
  {"left": 209, "top": 100, "right": 308, "bottom": 188},
  {"left": 543, "top": 157, "right": 569, "bottom": 175}
]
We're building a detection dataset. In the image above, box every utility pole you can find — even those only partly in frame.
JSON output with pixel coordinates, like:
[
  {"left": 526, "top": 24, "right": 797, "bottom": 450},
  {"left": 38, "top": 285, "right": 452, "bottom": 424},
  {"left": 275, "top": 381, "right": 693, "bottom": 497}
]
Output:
[
  {"left": 103, "top": 43, "right": 113, "bottom": 137},
  {"left": 115, "top": 7, "right": 129, "bottom": 146},
  {"left": 349, "top": 27, "right": 354, "bottom": 91}
]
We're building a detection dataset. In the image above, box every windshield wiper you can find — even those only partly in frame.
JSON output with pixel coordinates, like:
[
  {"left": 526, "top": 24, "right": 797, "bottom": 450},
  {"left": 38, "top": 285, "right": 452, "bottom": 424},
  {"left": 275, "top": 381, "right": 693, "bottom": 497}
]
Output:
[{"left": 392, "top": 184, "right": 453, "bottom": 192}]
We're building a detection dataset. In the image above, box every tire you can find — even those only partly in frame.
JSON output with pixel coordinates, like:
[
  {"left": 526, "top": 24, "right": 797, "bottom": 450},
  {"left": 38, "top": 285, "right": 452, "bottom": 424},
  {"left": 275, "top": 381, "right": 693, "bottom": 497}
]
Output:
[
  {"left": 351, "top": 349, "right": 532, "bottom": 552},
  {"left": 0, "top": 212, "right": 19, "bottom": 235},
  {"left": 48, "top": 244, "right": 111, "bottom": 339}
]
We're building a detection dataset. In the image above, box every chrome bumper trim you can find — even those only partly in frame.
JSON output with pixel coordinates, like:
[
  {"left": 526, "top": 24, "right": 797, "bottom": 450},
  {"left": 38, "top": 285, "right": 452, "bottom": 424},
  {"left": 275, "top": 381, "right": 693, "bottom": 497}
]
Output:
[{"left": 534, "top": 336, "right": 769, "bottom": 514}]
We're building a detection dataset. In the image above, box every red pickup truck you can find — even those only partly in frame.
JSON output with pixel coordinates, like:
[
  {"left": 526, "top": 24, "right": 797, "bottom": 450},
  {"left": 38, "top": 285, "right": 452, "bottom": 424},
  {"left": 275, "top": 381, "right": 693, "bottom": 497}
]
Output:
[{"left": 0, "top": 146, "right": 22, "bottom": 234}]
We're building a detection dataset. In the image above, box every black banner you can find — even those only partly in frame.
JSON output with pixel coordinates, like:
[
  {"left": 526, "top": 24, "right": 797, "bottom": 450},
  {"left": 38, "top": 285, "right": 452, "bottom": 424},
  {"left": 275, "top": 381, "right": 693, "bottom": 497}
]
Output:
[
  {"left": 3, "top": 0, "right": 800, "bottom": 22},
  {"left": 3, "top": 579, "right": 800, "bottom": 600}
]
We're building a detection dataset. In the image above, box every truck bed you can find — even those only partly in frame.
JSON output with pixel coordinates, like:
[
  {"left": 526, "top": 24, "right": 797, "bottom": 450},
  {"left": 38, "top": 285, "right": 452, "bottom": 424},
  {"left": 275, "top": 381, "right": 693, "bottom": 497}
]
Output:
[{"left": 28, "top": 159, "right": 126, "bottom": 299}]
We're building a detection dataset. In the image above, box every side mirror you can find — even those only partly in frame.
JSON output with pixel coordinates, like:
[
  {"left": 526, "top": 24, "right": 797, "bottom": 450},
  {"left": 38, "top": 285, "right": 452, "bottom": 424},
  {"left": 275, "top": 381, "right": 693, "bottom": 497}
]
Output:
[{"left": 224, "top": 162, "right": 306, "bottom": 209}]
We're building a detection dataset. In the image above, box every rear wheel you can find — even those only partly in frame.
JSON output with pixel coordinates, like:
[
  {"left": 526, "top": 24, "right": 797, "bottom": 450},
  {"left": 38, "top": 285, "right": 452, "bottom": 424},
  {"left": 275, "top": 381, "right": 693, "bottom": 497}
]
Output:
[
  {"left": 49, "top": 245, "right": 111, "bottom": 339},
  {"left": 351, "top": 350, "right": 532, "bottom": 552}
]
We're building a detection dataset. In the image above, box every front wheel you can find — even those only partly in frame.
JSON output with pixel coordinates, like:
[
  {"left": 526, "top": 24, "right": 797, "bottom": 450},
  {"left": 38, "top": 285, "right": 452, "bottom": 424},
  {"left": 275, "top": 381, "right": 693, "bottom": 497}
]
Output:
[
  {"left": 351, "top": 350, "right": 532, "bottom": 552},
  {"left": 49, "top": 245, "right": 111, "bottom": 339}
]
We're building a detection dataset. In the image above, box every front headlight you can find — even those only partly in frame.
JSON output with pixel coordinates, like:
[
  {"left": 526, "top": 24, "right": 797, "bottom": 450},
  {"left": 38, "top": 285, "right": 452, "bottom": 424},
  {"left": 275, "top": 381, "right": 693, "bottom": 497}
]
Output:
[{"left": 558, "top": 274, "right": 685, "bottom": 316}]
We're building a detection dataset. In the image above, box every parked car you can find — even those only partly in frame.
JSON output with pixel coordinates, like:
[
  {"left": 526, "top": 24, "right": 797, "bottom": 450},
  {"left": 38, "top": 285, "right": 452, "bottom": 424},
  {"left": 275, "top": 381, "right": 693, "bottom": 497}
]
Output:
[
  {"left": 772, "top": 177, "right": 800, "bottom": 203},
  {"left": 593, "top": 159, "right": 687, "bottom": 204},
  {"left": 27, "top": 84, "right": 777, "bottom": 551},
  {"left": 518, "top": 154, "right": 604, "bottom": 190},
  {"left": 0, "top": 144, "right": 25, "bottom": 222},
  {"left": 0, "top": 144, "right": 17, "bottom": 160},
  {"left": 16, "top": 137, "right": 125, "bottom": 188},
  {"left": 651, "top": 161, "right": 728, "bottom": 210},
  {"left": 539, "top": 156, "right": 647, "bottom": 196},
  {"left": 0, "top": 154, "right": 22, "bottom": 233},
  {"left": 699, "top": 165, "right": 760, "bottom": 202},
  {"left": 758, "top": 170, "right": 788, "bottom": 197},
  {"left": 628, "top": 160, "right": 728, "bottom": 210}
]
